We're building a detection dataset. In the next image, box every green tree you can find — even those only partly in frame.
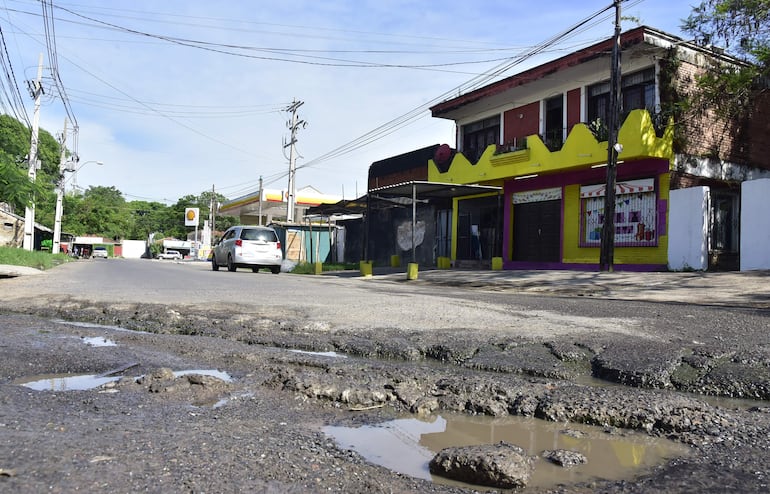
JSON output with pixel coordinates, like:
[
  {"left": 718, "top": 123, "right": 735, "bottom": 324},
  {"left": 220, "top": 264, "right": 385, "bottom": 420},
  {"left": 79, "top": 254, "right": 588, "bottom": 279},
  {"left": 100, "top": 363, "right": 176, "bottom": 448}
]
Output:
[
  {"left": 682, "top": 0, "right": 770, "bottom": 120},
  {"left": 64, "top": 186, "right": 129, "bottom": 239},
  {"left": 0, "top": 114, "right": 61, "bottom": 220},
  {"left": 125, "top": 200, "right": 172, "bottom": 240},
  {"left": 0, "top": 151, "right": 46, "bottom": 208}
]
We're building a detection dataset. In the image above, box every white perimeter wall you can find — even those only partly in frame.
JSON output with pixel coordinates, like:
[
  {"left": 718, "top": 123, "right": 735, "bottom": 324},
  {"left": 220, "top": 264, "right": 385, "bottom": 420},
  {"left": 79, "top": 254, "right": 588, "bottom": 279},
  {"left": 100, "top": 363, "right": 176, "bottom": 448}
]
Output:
[
  {"left": 741, "top": 179, "right": 770, "bottom": 271},
  {"left": 121, "top": 240, "right": 147, "bottom": 259},
  {"left": 668, "top": 186, "right": 709, "bottom": 271}
]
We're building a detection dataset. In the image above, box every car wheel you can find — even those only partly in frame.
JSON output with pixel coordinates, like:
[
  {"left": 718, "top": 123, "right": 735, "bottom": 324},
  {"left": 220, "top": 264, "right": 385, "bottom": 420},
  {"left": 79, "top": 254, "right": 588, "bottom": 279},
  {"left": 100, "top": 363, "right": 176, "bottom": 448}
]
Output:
[
  {"left": 227, "top": 254, "right": 236, "bottom": 272},
  {"left": 211, "top": 256, "right": 219, "bottom": 271},
  {"left": 251, "top": 267, "right": 259, "bottom": 273},
  {"left": 271, "top": 266, "right": 280, "bottom": 274}
]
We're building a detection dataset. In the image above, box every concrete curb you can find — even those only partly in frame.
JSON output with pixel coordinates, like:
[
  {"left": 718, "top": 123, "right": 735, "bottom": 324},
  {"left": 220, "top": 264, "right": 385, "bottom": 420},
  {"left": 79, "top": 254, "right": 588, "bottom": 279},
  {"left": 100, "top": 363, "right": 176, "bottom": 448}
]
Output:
[{"left": 0, "top": 264, "right": 45, "bottom": 278}]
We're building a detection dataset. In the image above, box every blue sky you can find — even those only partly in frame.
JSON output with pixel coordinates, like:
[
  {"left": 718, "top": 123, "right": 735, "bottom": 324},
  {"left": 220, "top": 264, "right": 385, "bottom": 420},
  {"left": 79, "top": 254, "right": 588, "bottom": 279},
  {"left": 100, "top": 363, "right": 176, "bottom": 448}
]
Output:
[{"left": 0, "top": 0, "right": 694, "bottom": 204}]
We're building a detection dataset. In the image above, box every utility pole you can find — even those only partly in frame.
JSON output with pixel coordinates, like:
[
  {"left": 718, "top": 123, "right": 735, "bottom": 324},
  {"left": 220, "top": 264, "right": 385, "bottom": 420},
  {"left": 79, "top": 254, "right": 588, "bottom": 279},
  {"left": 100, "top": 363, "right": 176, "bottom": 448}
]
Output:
[
  {"left": 599, "top": 0, "right": 623, "bottom": 272},
  {"left": 52, "top": 119, "right": 68, "bottom": 254},
  {"left": 209, "top": 184, "right": 215, "bottom": 243},
  {"left": 22, "top": 54, "right": 44, "bottom": 251},
  {"left": 284, "top": 99, "right": 306, "bottom": 223},
  {"left": 258, "top": 176, "right": 263, "bottom": 225}
]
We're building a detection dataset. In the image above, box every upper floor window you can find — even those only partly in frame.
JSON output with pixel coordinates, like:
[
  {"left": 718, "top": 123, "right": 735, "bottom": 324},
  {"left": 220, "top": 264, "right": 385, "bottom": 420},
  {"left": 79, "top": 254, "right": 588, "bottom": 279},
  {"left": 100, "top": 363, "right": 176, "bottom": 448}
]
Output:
[
  {"left": 544, "top": 95, "right": 564, "bottom": 151},
  {"left": 462, "top": 116, "right": 499, "bottom": 163},
  {"left": 587, "top": 67, "right": 656, "bottom": 128}
]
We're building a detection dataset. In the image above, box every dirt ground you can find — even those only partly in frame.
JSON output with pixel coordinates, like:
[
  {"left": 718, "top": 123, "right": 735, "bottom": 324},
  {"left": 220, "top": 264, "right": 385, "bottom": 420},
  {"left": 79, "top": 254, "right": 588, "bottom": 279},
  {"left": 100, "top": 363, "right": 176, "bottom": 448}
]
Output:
[{"left": 1, "top": 274, "right": 770, "bottom": 492}]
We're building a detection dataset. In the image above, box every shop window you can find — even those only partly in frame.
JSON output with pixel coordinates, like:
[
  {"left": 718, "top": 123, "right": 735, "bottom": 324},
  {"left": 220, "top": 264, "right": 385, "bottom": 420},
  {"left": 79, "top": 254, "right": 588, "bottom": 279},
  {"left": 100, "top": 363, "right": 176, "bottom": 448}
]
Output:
[{"left": 580, "top": 179, "right": 657, "bottom": 247}]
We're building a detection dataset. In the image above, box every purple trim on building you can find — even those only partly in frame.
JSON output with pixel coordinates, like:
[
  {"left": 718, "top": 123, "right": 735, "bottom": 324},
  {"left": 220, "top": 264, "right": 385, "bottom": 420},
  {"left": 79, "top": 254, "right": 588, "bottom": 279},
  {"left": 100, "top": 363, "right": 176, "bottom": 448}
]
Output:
[
  {"left": 560, "top": 192, "right": 566, "bottom": 261},
  {"left": 501, "top": 158, "right": 670, "bottom": 270},
  {"left": 503, "top": 261, "right": 668, "bottom": 272},
  {"left": 657, "top": 199, "right": 668, "bottom": 235},
  {"left": 503, "top": 158, "right": 669, "bottom": 195}
]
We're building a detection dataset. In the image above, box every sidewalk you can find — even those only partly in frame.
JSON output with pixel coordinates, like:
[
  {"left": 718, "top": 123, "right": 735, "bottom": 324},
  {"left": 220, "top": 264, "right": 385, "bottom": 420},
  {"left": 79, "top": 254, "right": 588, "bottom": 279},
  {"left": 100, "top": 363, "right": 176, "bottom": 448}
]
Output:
[
  {"left": 0, "top": 264, "right": 45, "bottom": 278},
  {"left": 367, "top": 267, "right": 770, "bottom": 309}
]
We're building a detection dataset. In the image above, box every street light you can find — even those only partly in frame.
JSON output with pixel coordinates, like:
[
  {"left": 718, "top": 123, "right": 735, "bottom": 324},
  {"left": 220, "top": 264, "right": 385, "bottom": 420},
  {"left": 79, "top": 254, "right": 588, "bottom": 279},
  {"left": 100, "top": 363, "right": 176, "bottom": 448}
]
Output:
[{"left": 52, "top": 160, "right": 103, "bottom": 254}]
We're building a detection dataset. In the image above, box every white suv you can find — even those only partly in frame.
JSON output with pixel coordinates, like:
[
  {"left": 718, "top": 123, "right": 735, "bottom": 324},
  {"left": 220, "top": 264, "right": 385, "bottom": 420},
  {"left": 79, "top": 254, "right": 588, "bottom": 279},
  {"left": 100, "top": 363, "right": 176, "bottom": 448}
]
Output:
[
  {"left": 211, "top": 225, "right": 283, "bottom": 274},
  {"left": 157, "top": 250, "right": 182, "bottom": 260}
]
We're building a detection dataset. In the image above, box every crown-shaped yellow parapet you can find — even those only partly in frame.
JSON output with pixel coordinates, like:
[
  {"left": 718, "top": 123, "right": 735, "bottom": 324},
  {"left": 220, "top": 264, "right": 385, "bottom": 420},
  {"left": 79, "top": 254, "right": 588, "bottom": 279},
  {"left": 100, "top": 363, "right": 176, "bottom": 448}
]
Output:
[{"left": 429, "top": 109, "right": 674, "bottom": 184}]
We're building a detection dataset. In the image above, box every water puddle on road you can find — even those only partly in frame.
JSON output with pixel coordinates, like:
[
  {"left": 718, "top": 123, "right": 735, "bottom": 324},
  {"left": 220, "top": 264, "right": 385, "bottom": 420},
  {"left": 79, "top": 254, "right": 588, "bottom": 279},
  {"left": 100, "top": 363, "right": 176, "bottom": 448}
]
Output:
[
  {"left": 288, "top": 349, "right": 348, "bottom": 359},
  {"left": 81, "top": 336, "right": 117, "bottom": 347},
  {"left": 14, "top": 373, "right": 121, "bottom": 391},
  {"left": 173, "top": 369, "right": 233, "bottom": 382},
  {"left": 324, "top": 414, "right": 689, "bottom": 490},
  {"left": 15, "top": 369, "right": 232, "bottom": 392},
  {"left": 52, "top": 319, "right": 150, "bottom": 334}
]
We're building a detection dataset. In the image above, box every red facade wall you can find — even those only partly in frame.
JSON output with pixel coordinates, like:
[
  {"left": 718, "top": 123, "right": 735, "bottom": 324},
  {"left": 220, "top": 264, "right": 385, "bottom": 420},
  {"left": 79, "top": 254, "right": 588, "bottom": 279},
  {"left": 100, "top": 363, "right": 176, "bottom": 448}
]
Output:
[
  {"left": 567, "top": 88, "right": 582, "bottom": 132},
  {"left": 503, "top": 102, "right": 540, "bottom": 147},
  {"left": 671, "top": 59, "right": 762, "bottom": 168},
  {"left": 747, "top": 92, "right": 770, "bottom": 170}
]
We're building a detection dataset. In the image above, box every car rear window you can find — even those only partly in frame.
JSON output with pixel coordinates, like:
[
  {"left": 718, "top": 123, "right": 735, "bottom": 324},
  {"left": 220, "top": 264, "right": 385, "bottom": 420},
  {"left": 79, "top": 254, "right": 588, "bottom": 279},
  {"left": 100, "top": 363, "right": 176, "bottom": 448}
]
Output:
[{"left": 240, "top": 229, "right": 277, "bottom": 242}]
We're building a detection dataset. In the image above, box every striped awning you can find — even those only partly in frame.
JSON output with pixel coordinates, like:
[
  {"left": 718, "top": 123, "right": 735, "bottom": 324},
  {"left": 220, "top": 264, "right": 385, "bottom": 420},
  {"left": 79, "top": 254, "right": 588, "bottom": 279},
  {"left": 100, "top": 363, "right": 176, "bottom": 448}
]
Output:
[{"left": 580, "top": 178, "right": 654, "bottom": 198}]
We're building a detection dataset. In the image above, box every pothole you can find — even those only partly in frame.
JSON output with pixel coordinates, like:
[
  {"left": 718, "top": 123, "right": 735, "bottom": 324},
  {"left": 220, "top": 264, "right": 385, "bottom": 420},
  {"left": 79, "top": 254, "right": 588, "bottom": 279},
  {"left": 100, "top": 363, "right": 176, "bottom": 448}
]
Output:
[
  {"left": 52, "top": 319, "right": 149, "bottom": 333},
  {"left": 288, "top": 349, "right": 348, "bottom": 359},
  {"left": 14, "top": 373, "right": 121, "bottom": 391},
  {"left": 14, "top": 369, "right": 232, "bottom": 391},
  {"left": 324, "top": 413, "right": 690, "bottom": 490},
  {"left": 172, "top": 369, "right": 233, "bottom": 382}
]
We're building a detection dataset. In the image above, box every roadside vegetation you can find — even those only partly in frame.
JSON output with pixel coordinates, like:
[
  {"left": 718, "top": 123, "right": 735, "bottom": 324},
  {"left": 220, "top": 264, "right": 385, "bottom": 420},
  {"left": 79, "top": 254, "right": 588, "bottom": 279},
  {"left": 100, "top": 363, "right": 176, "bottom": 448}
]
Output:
[{"left": 0, "top": 246, "right": 71, "bottom": 270}]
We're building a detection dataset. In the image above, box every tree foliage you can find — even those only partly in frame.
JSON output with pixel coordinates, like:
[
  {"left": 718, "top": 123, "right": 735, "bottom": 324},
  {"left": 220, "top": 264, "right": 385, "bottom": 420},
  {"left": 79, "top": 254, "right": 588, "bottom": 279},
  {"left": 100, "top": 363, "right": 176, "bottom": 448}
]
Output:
[
  {"left": 0, "top": 114, "right": 60, "bottom": 216},
  {"left": 682, "top": 0, "right": 770, "bottom": 119},
  {"left": 1, "top": 114, "right": 241, "bottom": 241}
]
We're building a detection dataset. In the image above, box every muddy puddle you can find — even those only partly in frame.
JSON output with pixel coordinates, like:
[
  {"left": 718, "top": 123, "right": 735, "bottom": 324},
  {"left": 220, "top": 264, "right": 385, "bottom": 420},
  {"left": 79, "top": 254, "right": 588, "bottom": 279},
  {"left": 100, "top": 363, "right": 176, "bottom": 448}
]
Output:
[
  {"left": 324, "top": 413, "right": 689, "bottom": 490},
  {"left": 14, "top": 369, "right": 232, "bottom": 391}
]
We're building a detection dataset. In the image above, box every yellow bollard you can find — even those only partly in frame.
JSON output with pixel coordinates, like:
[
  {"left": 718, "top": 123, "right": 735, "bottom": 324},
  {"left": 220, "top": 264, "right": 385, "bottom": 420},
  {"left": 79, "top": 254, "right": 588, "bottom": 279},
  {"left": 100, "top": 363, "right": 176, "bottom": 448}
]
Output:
[
  {"left": 390, "top": 255, "right": 401, "bottom": 268},
  {"left": 491, "top": 257, "right": 503, "bottom": 271},
  {"left": 360, "top": 260, "right": 373, "bottom": 277},
  {"left": 313, "top": 262, "right": 323, "bottom": 275},
  {"left": 438, "top": 256, "right": 451, "bottom": 269},
  {"left": 406, "top": 262, "right": 419, "bottom": 280}
]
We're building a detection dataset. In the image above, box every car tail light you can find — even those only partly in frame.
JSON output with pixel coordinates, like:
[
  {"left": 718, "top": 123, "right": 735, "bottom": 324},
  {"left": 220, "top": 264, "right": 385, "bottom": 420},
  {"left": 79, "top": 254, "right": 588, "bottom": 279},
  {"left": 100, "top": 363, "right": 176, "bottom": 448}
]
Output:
[
  {"left": 276, "top": 241, "right": 281, "bottom": 250},
  {"left": 235, "top": 239, "right": 242, "bottom": 247}
]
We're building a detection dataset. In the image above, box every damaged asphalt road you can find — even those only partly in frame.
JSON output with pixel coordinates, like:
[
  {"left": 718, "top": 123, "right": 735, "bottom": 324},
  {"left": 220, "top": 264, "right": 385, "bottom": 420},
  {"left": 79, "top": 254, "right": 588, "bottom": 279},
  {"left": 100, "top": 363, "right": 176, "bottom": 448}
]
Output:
[{"left": 1, "top": 260, "right": 769, "bottom": 493}]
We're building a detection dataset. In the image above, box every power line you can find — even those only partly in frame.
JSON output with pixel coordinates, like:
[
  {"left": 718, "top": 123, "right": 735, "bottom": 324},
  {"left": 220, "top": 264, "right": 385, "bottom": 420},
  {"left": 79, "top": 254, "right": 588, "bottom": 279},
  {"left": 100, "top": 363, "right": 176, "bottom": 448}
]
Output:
[
  {"left": 40, "top": 0, "right": 78, "bottom": 130},
  {"left": 0, "top": 24, "right": 31, "bottom": 125},
  {"left": 298, "top": 2, "right": 636, "bottom": 171}
]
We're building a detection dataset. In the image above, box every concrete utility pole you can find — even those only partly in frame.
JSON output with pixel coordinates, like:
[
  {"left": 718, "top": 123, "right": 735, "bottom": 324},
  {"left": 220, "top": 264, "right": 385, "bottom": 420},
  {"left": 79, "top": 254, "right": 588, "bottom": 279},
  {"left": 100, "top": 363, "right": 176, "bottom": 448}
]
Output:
[
  {"left": 209, "top": 184, "right": 215, "bottom": 244},
  {"left": 22, "top": 54, "right": 44, "bottom": 251},
  {"left": 284, "top": 100, "right": 306, "bottom": 223},
  {"left": 599, "top": 0, "right": 623, "bottom": 272},
  {"left": 52, "top": 119, "right": 68, "bottom": 254},
  {"left": 258, "top": 176, "right": 263, "bottom": 225}
]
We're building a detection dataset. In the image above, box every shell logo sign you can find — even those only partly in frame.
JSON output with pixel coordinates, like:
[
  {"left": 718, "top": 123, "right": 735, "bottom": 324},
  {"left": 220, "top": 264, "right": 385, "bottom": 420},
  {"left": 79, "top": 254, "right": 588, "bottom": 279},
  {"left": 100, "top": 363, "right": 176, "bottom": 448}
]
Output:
[{"left": 184, "top": 207, "right": 199, "bottom": 226}]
